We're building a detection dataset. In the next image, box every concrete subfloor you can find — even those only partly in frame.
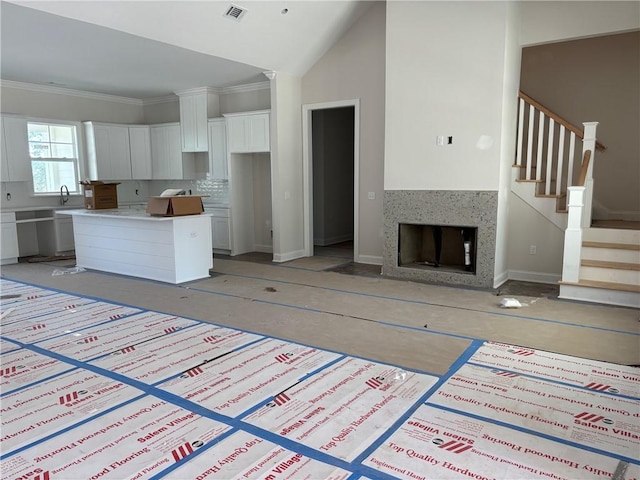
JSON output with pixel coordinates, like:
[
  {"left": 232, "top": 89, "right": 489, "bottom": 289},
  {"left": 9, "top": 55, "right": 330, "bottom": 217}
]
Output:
[{"left": 1, "top": 254, "right": 638, "bottom": 376}]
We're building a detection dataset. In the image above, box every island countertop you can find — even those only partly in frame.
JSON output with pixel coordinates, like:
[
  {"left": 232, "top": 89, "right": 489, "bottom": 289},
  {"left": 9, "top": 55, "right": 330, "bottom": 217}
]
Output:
[{"left": 57, "top": 209, "right": 212, "bottom": 221}]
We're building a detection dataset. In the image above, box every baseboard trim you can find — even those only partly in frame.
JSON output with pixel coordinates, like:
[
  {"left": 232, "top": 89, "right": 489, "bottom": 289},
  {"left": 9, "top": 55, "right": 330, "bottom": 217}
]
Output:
[
  {"left": 273, "top": 249, "right": 306, "bottom": 263},
  {"left": 356, "top": 254, "right": 382, "bottom": 266},
  {"left": 508, "top": 270, "right": 561, "bottom": 285},
  {"left": 493, "top": 270, "right": 509, "bottom": 288},
  {"left": 253, "top": 244, "right": 273, "bottom": 254},
  {"left": 314, "top": 234, "right": 354, "bottom": 247}
]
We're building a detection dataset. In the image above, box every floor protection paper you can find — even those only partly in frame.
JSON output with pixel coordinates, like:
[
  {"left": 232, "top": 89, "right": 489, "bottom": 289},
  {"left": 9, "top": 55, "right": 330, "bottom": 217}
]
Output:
[{"left": 1, "top": 278, "right": 638, "bottom": 479}]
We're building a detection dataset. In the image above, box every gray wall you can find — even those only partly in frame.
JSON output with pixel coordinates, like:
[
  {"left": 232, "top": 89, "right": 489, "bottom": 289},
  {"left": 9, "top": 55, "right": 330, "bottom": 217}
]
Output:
[
  {"left": 520, "top": 31, "right": 639, "bottom": 220},
  {"left": 302, "top": 1, "right": 385, "bottom": 263}
]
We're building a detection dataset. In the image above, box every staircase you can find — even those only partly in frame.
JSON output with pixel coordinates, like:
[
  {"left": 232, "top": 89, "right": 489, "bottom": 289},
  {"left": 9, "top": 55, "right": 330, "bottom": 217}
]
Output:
[
  {"left": 559, "top": 227, "right": 640, "bottom": 308},
  {"left": 513, "top": 91, "right": 640, "bottom": 308}
]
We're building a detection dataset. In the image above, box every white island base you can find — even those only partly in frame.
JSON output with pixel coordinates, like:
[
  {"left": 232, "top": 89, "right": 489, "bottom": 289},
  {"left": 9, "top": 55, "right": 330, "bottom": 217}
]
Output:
[{"left": 59, "top": 209, "right": 213, "bottom": 284}]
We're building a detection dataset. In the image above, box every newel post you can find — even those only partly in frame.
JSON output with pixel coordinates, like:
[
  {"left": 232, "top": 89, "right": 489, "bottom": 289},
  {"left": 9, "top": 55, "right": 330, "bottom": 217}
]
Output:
[
  {"left": 562, "top": 186, "right": 585, "bottom": 283},
  {"left": 581, "top": 122, "right": 598, "bottom": 228}
]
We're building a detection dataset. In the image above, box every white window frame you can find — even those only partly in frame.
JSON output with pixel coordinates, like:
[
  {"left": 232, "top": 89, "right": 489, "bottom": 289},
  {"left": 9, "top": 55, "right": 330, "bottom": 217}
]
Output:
[{"left": 27, "top": 118, "right": 85, "bottom": 196}]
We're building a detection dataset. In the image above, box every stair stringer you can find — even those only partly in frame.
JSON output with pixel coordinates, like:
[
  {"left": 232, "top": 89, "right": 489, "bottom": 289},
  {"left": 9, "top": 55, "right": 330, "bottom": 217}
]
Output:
[{"left": 511, "top": 168, "right": 567, "bottom": 230}]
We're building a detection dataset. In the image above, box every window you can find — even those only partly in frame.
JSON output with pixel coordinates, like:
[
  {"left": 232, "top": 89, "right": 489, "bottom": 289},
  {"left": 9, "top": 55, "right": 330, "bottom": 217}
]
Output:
[{"left": 28, "top": 122, "right": 80, "bottom": 194}]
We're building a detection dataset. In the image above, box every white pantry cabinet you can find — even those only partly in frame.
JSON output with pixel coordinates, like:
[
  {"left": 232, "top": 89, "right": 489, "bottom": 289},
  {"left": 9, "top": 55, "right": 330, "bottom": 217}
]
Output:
[
  {"left": 224, "top": 111, "right": 270, "bottom": 153},
  {"left": 84, "top": 122, "right": 132, "bottom": 180},
  {"left": 178, "top": 91, "right": 208, "bottom": 152},
  {"left": 208, "top": 118, "right": 227, "bottom": 180},
  {"left": 0, "top": 115, "right": 31, "bottom": 182},
  {"left": 150, "top": 123, "right": 195, "bottom": 180}
]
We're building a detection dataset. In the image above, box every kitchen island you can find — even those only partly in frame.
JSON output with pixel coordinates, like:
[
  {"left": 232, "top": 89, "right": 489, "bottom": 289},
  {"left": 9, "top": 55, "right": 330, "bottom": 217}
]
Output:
[{"left": 58, "top": 209, "right": 212, "bottom": 284}]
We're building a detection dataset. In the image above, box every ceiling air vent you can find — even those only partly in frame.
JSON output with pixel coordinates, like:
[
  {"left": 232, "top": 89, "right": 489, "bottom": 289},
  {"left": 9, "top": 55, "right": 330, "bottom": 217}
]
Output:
[{"left": 223, "top": 4, "right": 248, "bottom": 22}]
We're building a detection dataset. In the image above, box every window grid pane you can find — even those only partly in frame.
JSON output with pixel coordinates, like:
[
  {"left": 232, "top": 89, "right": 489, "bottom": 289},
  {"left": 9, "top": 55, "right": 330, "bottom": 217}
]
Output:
[{"left": 28, "top": 122, "right": 80, "bottom": 195}]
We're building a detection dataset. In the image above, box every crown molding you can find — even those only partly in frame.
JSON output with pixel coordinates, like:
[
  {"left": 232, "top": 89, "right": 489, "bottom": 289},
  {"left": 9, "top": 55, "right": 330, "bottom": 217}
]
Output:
[
  {"left": 174, "top": 86, "right": 222, "bottom": 96},
  {"left": 221, "top": 81, "right": 270, "bottom": 94},
  {"left": 0, "top": 79, "right": 144, "bottom": 106},
  {"left": 1, "top": 79, "right": 271, "bottom": 107},
  {"left": 141, "top": 95, "right": 179, "bottom": 106}
]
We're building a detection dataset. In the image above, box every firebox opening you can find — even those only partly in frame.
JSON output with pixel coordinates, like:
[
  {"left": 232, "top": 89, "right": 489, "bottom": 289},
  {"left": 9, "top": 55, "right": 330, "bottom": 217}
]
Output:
[{"left": 398, "top": 224, "right": 477, "bottom": 274}]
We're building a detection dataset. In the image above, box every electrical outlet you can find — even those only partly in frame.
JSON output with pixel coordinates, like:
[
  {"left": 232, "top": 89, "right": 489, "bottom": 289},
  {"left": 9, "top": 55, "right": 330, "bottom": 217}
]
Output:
[{"left": 529, "top": 245, "right": 537, "bottom": 255}]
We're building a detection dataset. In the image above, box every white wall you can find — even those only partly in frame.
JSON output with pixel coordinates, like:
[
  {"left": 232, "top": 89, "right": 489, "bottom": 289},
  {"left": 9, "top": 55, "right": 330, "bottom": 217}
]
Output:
[
  {"left": 507, "top": 193, "right": 565, "bottom": 283},
  {"left": 270, "top": 72, "right": 304, "bottom": 262},
  {"left": 384, "top": 1, "right": 510, "bottom": 191},
  {"left": 519, "top": 1, "right": 640, "bottom": 46},
  {"left": 302, "top": 2, "right": 386, "bottom": 262}
]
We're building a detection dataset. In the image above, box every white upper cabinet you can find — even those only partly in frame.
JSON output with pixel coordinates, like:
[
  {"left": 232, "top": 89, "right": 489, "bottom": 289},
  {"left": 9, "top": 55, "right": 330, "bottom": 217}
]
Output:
[
  {"left": 0, "top": 115, "right": 31, "bottom": 182},
  {"left": 84, "top": 122, "right": 132, "bottom": 180},
  {"left": 224, "top": 111, "right": 271, "bottom": 153},
  {"left": 177, "top": 90, "right": 214, "bottom": 153},
  {"left": 128, "top": 125, "right": 152, "bottom": 180},
  {"left": 150, "top": 123, "right": 195, "bottom": 180},
  {"left": 207, "top": 118, "right": 227, "bottom": 180}
]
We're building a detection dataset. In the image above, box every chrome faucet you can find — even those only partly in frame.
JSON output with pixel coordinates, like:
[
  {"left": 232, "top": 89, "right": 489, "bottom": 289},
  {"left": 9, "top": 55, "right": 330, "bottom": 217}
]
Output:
[{"left": 60, "top": 185, "right": 69, "bottom": 205}]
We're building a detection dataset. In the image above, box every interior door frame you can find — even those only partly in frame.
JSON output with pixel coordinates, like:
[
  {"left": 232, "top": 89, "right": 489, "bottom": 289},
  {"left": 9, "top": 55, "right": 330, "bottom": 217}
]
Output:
[{"left": 302, "top": 99, "right": 360, "bottom": 259}]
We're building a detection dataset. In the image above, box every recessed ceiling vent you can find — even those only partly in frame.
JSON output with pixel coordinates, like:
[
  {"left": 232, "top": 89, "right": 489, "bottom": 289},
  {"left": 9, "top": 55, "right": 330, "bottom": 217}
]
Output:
[{"left": 223, "top": 4, "right": 248, "bottom": 22}]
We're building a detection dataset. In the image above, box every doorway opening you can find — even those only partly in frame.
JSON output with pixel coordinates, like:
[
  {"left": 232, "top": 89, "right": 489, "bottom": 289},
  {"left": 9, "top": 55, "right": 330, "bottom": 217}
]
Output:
[{"left": 302, "top": 100, "right": 360, "bottom": 262}]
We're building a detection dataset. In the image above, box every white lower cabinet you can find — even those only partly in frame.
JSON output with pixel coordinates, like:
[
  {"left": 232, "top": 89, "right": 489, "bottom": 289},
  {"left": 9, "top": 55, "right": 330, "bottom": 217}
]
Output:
[
  {"left": 1, "top": 212, "right": 19, "bottom": 264},
  {"left": 205, "top": 207, "right": 230, "bottom": 252}
]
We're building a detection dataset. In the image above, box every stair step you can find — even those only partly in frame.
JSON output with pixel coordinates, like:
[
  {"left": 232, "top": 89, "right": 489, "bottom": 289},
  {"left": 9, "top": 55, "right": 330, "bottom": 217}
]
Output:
[
  {"left": 582, "top": 245, "right": 640, "bottom": 264},
  {"left": 559, "top": 279, "right": 640, "bottom": 293},
  {"left": 559, "top": 281, "right": 640, "bottom": 308},
  {"left": 583, "top": 227, "right": 640, "bottom": 245},
  {"left": 536, "top": 193, "right": 564, "bottom": 198},
  {"left": 582, "top": 241, "right": 640, "bottom": 251},
  {"left": 581, "top": 259, "right": 640, "bottom": 271},
  {"left": 516, "top": 179, "right": 544, "bottom": 183}
]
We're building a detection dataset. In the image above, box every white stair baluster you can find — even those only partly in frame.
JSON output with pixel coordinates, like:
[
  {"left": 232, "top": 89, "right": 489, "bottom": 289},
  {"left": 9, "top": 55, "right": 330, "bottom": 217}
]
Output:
[
  {"left": 536, "top": 111, "right": 545, "bottom": 181},
  {"left": 556, "top": 125, "right": 565, "bottom": 195},
  {"left": 545, "top": 118, "right": 555, "bottom": 195},
  {"left": 567, "top": 132, "right": 576, "bottom": 187},
  {"left": 516, "top": 98, "right": 524, "bottom": 167},
  {"left": 526, "top": 104, "right": 535, "bottom": 180}
]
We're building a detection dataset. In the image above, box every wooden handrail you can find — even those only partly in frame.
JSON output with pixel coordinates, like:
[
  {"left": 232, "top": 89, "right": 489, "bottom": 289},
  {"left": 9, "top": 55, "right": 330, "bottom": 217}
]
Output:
[
  {"left": 518, "top": 91, "right": 606, "bottom": 151},
  {"left": 577, "top": 149, "right": 591, "bottom": 186}
]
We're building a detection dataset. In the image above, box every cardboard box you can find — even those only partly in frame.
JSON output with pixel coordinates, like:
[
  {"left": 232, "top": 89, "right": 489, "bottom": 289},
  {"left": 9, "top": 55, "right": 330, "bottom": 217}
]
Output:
[
  {"left": 81, "top": 181, "right": 120, "bottom": 210},
  {"left": 146, "top": 196, "right": 205, "bottom": 216}
]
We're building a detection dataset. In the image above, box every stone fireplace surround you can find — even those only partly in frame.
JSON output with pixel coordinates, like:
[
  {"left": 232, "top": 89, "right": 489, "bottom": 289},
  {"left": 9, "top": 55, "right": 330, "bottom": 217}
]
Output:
[{"left": 383, "top": 190, "right": 498, "bottom": 288}]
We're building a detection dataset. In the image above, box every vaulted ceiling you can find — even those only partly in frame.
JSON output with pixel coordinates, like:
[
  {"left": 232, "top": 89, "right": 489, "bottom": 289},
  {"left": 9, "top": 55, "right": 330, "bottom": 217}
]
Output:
[{"left": 1, "top": 1, "right": 373, "bottom": 99}]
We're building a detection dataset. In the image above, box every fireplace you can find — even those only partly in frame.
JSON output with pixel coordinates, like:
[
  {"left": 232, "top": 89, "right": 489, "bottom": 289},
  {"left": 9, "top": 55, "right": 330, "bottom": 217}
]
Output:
[
  {"left": 383, "top": 190, "right": 498, "bottom": 288},
  {"left": 398, "top": 224, "right": 477, "bottom": 274}
]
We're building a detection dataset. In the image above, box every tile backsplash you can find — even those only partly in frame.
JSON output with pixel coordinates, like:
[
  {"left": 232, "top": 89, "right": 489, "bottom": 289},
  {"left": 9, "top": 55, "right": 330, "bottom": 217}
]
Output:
[{"left": 196, "top": 178, "right": 229, "bottom": 205}]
